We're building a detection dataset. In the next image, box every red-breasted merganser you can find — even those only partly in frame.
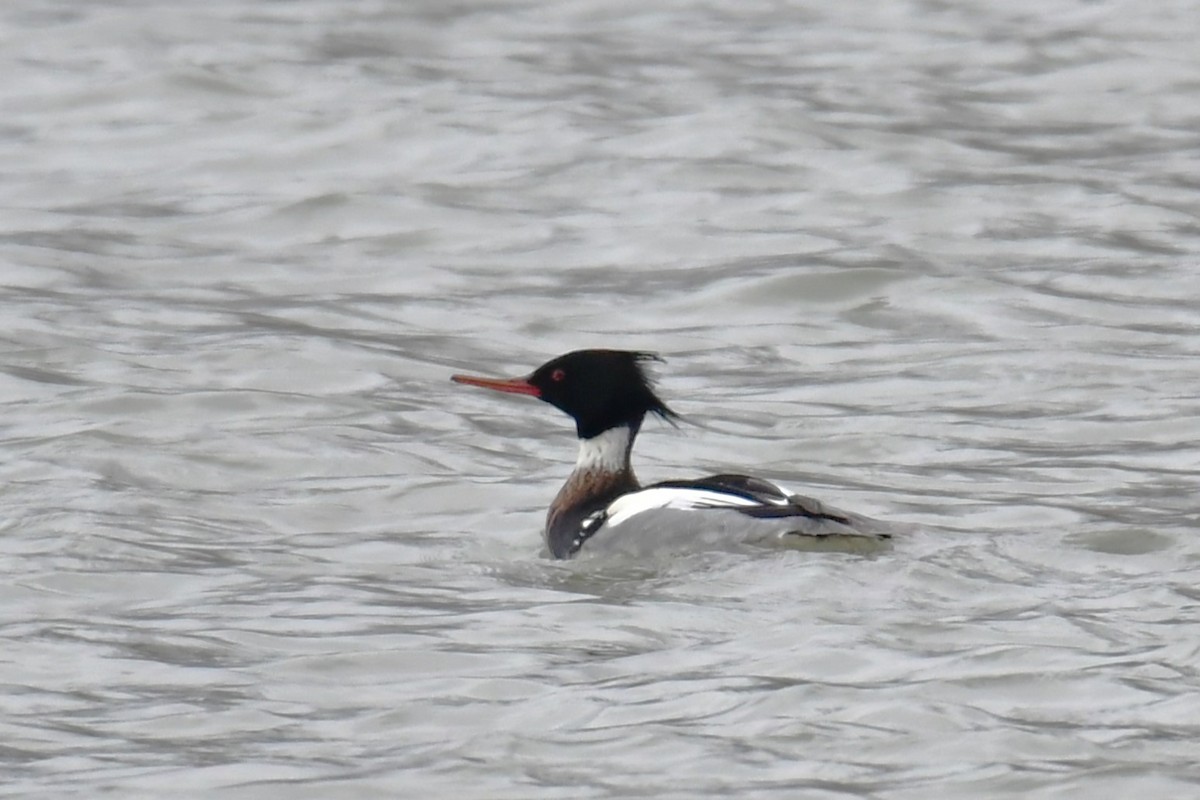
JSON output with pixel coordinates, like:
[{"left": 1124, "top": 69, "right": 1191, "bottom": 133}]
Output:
[{"left": 452, "top": 349, "right": 894, "bottom": 559}]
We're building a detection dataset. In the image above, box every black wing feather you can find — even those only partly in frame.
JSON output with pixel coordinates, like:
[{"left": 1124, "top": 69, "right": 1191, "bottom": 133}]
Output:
[{"left": 647, "top": 473, "right": 852, "bottom": 525}]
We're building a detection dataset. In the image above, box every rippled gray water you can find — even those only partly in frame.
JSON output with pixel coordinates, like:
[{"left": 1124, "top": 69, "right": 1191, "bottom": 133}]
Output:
[{"left": 3, "top": 0, "right": 1199, "bottom": 796}]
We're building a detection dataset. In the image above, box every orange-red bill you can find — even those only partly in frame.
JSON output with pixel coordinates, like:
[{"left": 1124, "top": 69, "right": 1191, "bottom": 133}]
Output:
[{"left": 451, "top": 373, "right": 541, "bottom": 397}]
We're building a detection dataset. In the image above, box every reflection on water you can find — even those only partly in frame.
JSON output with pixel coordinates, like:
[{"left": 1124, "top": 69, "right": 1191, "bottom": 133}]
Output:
[{"left": 2, "top": 0, "right": 1198, "bottom": 796}]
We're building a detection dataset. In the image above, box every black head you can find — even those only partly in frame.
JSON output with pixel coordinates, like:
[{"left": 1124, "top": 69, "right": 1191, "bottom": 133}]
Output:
[{"left": 452, "top": 349, "right": 679, "bottom": 439}]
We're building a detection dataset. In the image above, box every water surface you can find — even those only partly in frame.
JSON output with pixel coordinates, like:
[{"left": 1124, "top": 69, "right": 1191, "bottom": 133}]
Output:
[{"left": 2, "top": 0, "right": 1199, "bottom": 797}]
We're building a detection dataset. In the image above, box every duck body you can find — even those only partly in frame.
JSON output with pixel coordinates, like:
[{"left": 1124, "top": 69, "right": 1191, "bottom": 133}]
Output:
[{"left": 452, "top": 349, "right": 894, "bottom": 559}]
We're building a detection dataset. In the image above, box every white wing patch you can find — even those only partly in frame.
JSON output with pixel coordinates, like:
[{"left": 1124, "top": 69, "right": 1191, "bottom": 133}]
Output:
[{"left": 603, "top": 487, "right": 759, "bottom": 529}]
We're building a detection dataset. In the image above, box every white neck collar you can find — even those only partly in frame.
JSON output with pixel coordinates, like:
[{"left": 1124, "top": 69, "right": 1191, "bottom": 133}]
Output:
[{"left": 574, "top": 426, "right": 633, "bottom": 473}]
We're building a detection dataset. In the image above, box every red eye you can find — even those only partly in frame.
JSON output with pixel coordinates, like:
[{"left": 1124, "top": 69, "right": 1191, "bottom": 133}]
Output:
[{"left": 551, "top": 368, "right": 566, "bottom": 382}]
